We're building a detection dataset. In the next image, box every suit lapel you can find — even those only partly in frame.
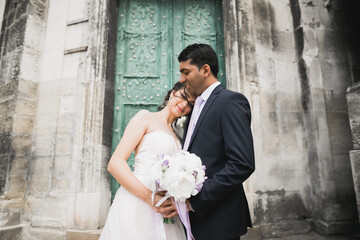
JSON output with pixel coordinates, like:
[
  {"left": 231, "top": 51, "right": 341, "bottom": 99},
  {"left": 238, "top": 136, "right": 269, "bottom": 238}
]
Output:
[
  {"left": 188, "top": 84, "right": 223, "bottom": 149},
  {"left": 182, "top": 113, "right": 192, "bottom": 146}
]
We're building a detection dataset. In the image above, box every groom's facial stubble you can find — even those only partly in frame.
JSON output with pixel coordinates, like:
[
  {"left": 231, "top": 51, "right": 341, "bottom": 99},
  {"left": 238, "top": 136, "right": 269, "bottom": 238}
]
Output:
[{"left": 179, "top": 59, "right": 207, "bottom": 97}]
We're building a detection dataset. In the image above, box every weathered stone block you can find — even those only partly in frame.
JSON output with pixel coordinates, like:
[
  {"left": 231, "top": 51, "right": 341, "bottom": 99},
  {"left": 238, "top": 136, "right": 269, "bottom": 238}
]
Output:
[
  {"left": 40, "top": 52, "right": 64, "bottom": 81},
  {"left": 257, "top": 56, "right": 276, "bottom": 91},
  {"left": 7, "top": 173, "right": 27, "bottom": 199},
  {"left": 0, "top": 133, "right": 11, "bottom": 155},
  {"left": 0, "top": 225, "right": 22, "bottom": 240},
  {"left": 56, "top": 113, "right": 75, "bottom": 134},
  {"left": 12, "top": 115, "right": 33, "bottom": 135},
  {"left": 11, "top": 135, "right": 31, "bottom": 155},
  {"left": 34, "top": 114, "right": 57, "bottom": 137},
  {"left": 0, "top": 155, "right": 9, "bottom": 195},
  {"left": 306, "top": 58, "right": 323, "bottom": 89},
  {"left": 65, "top": 23, "right": 89, "bottom": 51},
  {"left": 66, "top": 229, "right": 102, "bottom": 240},
  {"left": 327, "top": 112, "right": 353, "bottom": 154},
  {"left": 9, "top": 152, "right": 28, "bottom": 171},
  {"left": 7, "top": 17, "right": 27, "bottom": 54},
  {"left": 34, "top": 136, "right": 55, "bottom": 156},
  {"left": 15, "top": 1, "right": 29, "bottom": 20},
  {"left": 321, "top": 198, "right": 358, "bottom": 223},
  {"left": 27, "top": 156, "right": 52, "bottom": 196},
  {"left": 281, "top": 170, "right": 308, "bottom": 192},
  {"left": 26, "top": 194, "right": 70, "bottom": 231},
  {"left": 333, "top": 153, "right": 357, "bottom": 203},
  {"left": 14, "top": 98, "right": 37, "bottom": 117},
  {"left": 51, "top": 155, "right": 77, "bottom": 193},
  {"left": 323, "top": 91, "right": 348, "bottom": 113},
  {"left": 37, "top": 79, "right": 61, "bottom": 98},
  {"left": 320, "top": 60, "right": 351, "bottom": 93},
  {"left": 75, "top": 192, "right": 111, "bottom": 229},
  {"left": 253, "top": 0, "right": 273, "bottom": 47},
  {"left": 268, "top": 0, "right": 293, "bottom": 32},
  {"left": 0, "top": 54, "right": 12, "bottom": 86},
  {"left": 0, "top": 82, "right": 16, "bottom": 103},
  {"left": 55, "top": 134, "right": 73, "bottom": 155},
  {"left": 59, "top": 96, "right": 77, "bottom": 115},
  {"left": 24, "top": 15, "right": 45, "bottom": 52},
  {"left": 0, "top": 115, "right": 13, "bottom": 134},
  {"left": 316, "top": 29, "right": 348, "bottom": 60},
  {"left": 67, "top": 0, "right": 88, "bottom": 22},
  {"left": 0, "top": 209, "right": 21, "bottom": 227},
  {"left": 7, "top": 8, "right": 16, "bottom": 27},
  {"left": 260, "top": 220, "right": 311, "bottom": 239},
  {"left": 36, "top": 96, "right": 60, "bottom": 116},
  {"left": 350, "top": 150, "right": 360, "bottom": 222},
  {"left": 346, "top": 84, "right": 360, "bottom": 150},
  {"left": 314, "top": 219, "right": 359, "bottom": 236},
  {"left": 254, "top": 190, "right": 309, "bottom": 224},
  {"left": 0, "top": 100, "right": 16, "bottom": 122},
  {"left": 28, "top": 0, "right": 46, "bottom": 19},
  {"left": 62, "top": 52, "right": 86, "bottom": 78},
  {"left": 19, "top": 48, "right": 40, "bottom": 82},
  {"left": 24, "top": 227, "right": 64, "bottom": 240}
]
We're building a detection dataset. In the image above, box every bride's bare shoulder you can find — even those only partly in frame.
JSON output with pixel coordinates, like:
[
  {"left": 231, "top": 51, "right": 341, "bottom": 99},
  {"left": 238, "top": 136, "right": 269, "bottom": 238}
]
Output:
[
  {"left": 133, "top": 109, "right": 151, "bottom": 119},
  {"left": 130, "top": 110, "right": 156, "bottom": 127}
]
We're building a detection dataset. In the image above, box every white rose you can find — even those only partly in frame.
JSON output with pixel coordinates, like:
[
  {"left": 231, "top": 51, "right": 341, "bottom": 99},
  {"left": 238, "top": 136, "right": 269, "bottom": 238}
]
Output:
[
  {"left": 176, "top": 116, "right": 187, "bottom": 128},
  {"left": 165, "top": 171, "right": 196, "bottom": 202}
]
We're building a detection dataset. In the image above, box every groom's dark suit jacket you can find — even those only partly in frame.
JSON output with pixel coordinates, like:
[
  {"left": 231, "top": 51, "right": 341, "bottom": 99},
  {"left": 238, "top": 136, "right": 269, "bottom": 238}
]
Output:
[{"left": 183, "top": 84, "right": 255, "bottom": 240}]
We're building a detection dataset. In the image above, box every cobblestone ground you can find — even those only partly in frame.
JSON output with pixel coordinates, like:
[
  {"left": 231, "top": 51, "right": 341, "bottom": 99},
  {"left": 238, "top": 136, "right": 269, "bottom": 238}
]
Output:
[{"left": 242, "top": 228, "right": 360, "bottom": 240}]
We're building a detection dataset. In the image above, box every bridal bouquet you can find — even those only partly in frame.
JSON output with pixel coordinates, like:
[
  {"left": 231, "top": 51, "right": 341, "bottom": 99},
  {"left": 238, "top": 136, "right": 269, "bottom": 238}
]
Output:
[{"left": 150, "top": 150, "right": 207, "bottom": 240}]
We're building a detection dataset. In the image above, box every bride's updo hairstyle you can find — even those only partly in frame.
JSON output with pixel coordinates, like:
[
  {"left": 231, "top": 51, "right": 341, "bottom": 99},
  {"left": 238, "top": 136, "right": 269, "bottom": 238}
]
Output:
[{"left": 158, "top": 81, "right": 187, "bottom": 111}]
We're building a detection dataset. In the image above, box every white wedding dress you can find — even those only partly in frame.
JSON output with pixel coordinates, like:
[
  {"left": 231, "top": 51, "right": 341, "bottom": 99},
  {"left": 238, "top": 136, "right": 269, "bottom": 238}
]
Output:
[{"left": 100, "top": 130, "right": 186, "bottom": 240}]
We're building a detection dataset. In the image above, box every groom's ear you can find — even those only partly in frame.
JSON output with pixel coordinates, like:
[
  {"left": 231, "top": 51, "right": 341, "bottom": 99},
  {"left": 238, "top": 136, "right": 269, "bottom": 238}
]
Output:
[{"left": 201, "top": 64, "right": 211, "bottom": 78}]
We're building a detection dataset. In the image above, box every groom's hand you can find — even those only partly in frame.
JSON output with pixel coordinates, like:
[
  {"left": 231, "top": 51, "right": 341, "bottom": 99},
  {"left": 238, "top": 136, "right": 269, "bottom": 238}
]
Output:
[{"left": 153, "top": 191, "right": 178, "bottom": 218}]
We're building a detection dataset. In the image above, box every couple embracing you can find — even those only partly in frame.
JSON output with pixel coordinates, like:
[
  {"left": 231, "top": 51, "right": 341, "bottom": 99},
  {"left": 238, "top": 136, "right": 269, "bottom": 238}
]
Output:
[{"left": 100, "top": 44, "right": 255, "bottom": 240}]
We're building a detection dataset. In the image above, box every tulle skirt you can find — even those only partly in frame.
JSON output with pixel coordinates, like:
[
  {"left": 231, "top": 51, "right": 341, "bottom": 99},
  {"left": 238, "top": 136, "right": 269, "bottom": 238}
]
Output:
[{"left": 99, "top": 186, "right": 186, "bottom": 240}]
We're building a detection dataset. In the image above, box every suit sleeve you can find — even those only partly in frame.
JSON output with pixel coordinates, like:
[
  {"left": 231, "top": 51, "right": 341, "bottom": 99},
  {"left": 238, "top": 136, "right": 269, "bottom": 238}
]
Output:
[{"left": 190, "top": 93, "right": 255, "bottom": 218}]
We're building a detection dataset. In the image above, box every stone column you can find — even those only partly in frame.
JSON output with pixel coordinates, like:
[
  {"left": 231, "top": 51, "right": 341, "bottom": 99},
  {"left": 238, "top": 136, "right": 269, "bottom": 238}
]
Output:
[
  {"left": 0, "top": 0, "right": 48, "bottom": 239},
  {"left": 20, "top": 0, "right": 116, "bottom": 238},
  {"left": 346, "top": 82, "right": 360, "bottom": 222},
  {"left": 71, "top": 0, "right": 113, "bottom": 231}
]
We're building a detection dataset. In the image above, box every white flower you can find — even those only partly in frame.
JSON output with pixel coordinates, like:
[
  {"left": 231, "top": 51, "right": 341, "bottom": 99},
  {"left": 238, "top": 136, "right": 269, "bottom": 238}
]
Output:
[
  {"left": 150, "top": 150, "right": 207, "bottom": 202},
  {"left": 176, "top": 116, "right": 187, "bottom": 129},
  {"left": 164, "top": 171, "right": 195, "bottom": 202}
]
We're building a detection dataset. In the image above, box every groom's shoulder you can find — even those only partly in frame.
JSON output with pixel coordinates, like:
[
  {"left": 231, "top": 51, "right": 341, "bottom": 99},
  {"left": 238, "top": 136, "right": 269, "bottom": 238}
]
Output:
[{"left": 219, "top": 88, "right": 248, "bottom": 102}]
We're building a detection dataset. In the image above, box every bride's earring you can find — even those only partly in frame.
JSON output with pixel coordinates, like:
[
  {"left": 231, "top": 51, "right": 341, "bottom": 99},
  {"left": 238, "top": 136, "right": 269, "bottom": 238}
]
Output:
[{"left": 169, "top": 96, "right": 172, "bottom": 100}]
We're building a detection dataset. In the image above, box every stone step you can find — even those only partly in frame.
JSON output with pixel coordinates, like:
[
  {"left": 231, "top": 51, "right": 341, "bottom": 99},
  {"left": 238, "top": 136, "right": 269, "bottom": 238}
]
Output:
[{"left": 66, "top": 229, "right": 102, "bottom": 240}]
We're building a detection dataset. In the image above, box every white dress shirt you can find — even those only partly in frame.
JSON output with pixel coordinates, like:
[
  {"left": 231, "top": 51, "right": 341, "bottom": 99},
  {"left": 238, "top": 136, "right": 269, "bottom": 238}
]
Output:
[{"left": 183, "top": 81, "right": 221, "bottom": 151}]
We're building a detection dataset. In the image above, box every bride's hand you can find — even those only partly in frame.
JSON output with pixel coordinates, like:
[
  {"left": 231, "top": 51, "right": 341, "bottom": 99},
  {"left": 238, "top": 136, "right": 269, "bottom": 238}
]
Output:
[
  {"left": 151, "top": 192, "right": 178, "bottom": 218},
  {"left": 156, "top": 197, "right": 178, "bottom": 218}
]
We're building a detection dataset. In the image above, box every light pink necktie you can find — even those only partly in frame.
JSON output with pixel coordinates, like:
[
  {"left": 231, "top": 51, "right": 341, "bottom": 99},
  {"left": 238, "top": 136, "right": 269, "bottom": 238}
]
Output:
[{"left": 183, "top": 96, "right": 204, "bottom": 151}]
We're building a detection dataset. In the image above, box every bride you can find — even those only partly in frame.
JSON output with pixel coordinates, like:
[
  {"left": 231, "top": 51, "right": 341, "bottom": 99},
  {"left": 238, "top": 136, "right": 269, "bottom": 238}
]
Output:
[{"left": 100, "top": 82, "right": 195, "bottom": 240}]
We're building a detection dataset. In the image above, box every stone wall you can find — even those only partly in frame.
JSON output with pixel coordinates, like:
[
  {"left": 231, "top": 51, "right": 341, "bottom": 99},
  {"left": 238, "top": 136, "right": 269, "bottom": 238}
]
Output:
[
  {"left": 346, "top": 83, "right": 360, "bottom": 223},
  {"left": 224, "top": 0, "right": 359, "bottom": 238},
  {"left": 295, "top": 0, "right": 357, "bottom": 234},
  {"left": 21, "top": 0, "right": 114, "bottom": 238},
  {"left": 0, "top": 0, "right": 48, "bottom": 239},
  {"left": 0, "top": 0, "right": 115, "bottom": 239},
  {"left": 344, "top": 0, "right": 360, "bottom": 226}
]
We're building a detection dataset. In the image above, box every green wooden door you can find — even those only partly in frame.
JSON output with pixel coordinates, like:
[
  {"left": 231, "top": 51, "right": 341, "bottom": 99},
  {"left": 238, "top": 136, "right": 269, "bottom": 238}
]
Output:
[{"left": 111, "top": 0, "right": 226, "bottom": 200}]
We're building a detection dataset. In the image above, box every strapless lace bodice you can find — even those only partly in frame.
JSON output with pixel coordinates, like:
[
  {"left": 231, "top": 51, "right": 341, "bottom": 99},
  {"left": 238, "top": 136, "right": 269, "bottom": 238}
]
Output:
[{"left": 133, "top": 130, "right": 181, "bottom": 188}]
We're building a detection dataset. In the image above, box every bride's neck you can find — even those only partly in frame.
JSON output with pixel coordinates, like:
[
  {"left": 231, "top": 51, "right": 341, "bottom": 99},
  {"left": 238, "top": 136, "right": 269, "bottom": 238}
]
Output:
[{"left": 157, "top": 107, "right": 176, "bottom": 127}]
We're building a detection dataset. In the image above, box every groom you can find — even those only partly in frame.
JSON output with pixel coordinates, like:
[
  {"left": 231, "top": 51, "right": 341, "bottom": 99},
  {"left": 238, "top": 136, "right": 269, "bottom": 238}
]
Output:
[{"left": 179, "top": 44, "right": 255, "bottom": 240}]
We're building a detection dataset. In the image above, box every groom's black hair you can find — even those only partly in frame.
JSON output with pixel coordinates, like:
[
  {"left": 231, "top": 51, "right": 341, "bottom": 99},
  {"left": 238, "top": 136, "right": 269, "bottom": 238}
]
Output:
[{"left": 178, "top": 43, "right": 219, "bottom": 78}]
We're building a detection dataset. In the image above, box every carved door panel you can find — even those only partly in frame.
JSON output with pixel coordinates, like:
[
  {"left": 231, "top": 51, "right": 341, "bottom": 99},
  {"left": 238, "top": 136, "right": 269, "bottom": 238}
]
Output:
[{"left": 111, "top": 0, "right": 225, "bottom": 199}]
